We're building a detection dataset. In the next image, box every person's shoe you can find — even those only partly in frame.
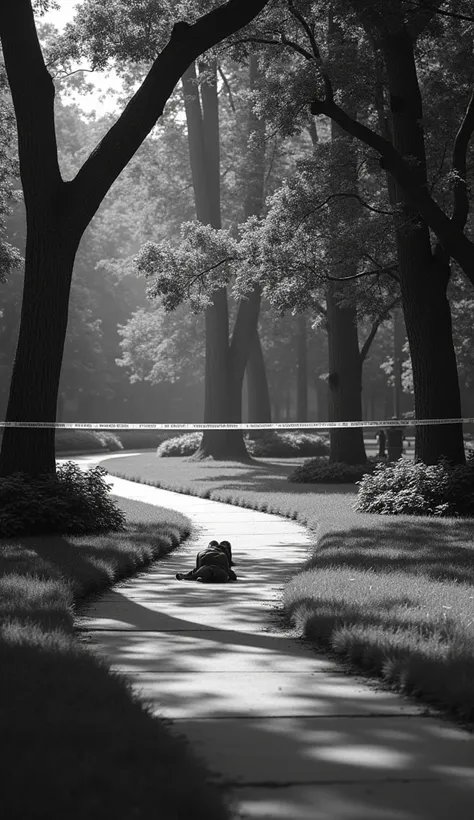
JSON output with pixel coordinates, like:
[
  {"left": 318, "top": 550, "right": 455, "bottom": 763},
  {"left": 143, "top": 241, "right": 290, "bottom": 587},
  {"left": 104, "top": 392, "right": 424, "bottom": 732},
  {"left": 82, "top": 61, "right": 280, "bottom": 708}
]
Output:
[
  {"left": 175, "top": 573, "right": 184, "bottom": 580},
  {"left": 196, "top": 577, "right": 204, "bottom": 582}
]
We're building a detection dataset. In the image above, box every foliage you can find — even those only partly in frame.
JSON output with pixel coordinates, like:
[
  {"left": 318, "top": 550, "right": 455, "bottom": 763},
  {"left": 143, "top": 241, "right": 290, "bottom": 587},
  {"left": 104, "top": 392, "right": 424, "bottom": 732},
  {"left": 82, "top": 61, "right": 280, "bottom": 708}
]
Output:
[
  {"left": 157, "top": 432, "right": 202, "bottom": 457},
  {"left": 289, "top": 456, "right": 376, "bottom": 484},
  {"left": 54, "top": 429, "right": 124, "bottom": 453},
  {"left": 245, "top": 430, "right": 329, "bottom": 457},
  {"left": 157, "top": 430, "right": 330, "bottom": 458},
  {"left": 0, "top": 462, "right": 126, "bottom": 537},
  {"left": 117, "top": 304, "right": 205, "bottom": 385},
  {"left": 355, "top": 455, "right": 474, "bottom": 517},
  {"left": 0, "top": 61, "right": 22, "bottom": 284}
]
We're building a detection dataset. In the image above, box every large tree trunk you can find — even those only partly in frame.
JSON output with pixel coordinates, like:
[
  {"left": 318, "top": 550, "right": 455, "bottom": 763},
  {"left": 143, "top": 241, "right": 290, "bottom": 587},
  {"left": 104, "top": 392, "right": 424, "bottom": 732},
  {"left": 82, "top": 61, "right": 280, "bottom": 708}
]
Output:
[
  {"left": 0, "top": 222, "right": 77, "bottom": 476},
  {"left": 326, "top": 283, "right": 367, "bottom": 464},
  {"left": 195, "top": 54, "right": 266, "bottom": 461},
  {"left": 247, "top": 330, "right": 272, "bottom": 427},
  {"left": 382, "top": 32, "right": 465, "bottom": 465},
  {"left": 180, "top": 62, "right": 246, "bottom": 460},
  {"left": 326, "top": 77, "right": 367, "bottom": 464}
]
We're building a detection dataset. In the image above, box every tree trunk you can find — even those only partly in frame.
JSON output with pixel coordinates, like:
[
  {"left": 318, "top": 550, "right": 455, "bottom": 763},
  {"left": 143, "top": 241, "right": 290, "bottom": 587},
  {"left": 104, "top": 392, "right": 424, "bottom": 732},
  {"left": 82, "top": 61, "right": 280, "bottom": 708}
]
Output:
[
  {"left": 194, "top": 54, "right": 267, "bottom": 461},
  {"left": 326, "top": 69, "right": 366, "bottom": 464},
  {"left": 0, "top": 223, "right": 76, "bottom": 476},
  {"left": 326, "top": 283, "right": 367, "bottom": 464},
  {"left": 296, "top": 314, "right": 308, "bottom": 422},
  {"left": 247, "top": 330, "right": 272, "bottom": 423},
  {"left": 179, "top": 62, "right": 244, "bottom": 460},
  {"left": 393, "top": 308, "right": 404, "bottom": 417},
  {"left": 382, "top": 32, "right": 465, "bottom": 464}
]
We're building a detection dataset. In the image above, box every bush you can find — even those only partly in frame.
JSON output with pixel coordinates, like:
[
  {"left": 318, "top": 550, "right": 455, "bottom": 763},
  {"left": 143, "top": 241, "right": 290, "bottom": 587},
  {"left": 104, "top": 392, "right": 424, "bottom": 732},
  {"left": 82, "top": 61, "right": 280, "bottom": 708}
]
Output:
[
  {"left": 157, "top": 432, "right": 202, "bottom": 457},
  {"left": 288, "top": 456, "right": 376, "bottom": 484},
  {"left": 0, "top": 462, "right": 126, "bottom": 537},
  {"left": 355, "top": 455, "right": 474, "bottom": 517},
  {"left": 54, "top": 430, "right": 123, "bottom": 453},
  {"left": 245, "top": 431, "right": 329, "bottom": 458},
  {"left": 157, "top": 430, "right": 330, "bottom": 459}
]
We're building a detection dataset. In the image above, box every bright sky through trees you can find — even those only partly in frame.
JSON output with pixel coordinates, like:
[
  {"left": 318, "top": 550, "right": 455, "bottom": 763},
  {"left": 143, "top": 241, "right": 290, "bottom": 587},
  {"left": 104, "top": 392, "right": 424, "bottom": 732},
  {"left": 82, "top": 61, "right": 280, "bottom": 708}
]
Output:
[{"left": 40, "top": 0, "right": 121, "bottom": 114}]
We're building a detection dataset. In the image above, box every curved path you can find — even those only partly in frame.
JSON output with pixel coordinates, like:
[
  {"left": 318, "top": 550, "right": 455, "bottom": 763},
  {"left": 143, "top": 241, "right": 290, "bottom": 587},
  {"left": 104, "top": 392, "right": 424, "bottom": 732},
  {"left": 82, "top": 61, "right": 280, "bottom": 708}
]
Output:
[{"left": 69, "top": 454, "right": 474, "bottom": 820}]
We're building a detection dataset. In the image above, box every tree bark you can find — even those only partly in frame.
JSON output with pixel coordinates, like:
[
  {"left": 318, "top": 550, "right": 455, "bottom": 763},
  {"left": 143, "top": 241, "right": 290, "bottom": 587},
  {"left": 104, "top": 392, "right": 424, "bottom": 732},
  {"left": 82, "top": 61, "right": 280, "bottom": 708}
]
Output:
[
  {"left": 246, "top": 330, "right": 272, "bottom": 427},
  {"left": 326, "top": 74, "right": 367, "bottom": 464},
  {"left": 0, "top": 0, "right": 271, "bottom": 477},
  {"left": 0, "top": 221, "right": 78, "bottom": 476},
  {"left": 326, "top": 283, "right": 367, "bottom": 464},
  {"left": 296, "top": 314, "right": 308, "bottom": 422}
]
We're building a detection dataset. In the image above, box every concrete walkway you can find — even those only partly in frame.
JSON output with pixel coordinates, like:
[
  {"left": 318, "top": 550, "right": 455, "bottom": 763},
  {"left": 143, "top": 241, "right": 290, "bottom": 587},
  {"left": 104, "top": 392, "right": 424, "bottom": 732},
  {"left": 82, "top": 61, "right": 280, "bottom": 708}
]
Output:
[{"left": 70, "top": 455, "right": 474, "bottom": 819}]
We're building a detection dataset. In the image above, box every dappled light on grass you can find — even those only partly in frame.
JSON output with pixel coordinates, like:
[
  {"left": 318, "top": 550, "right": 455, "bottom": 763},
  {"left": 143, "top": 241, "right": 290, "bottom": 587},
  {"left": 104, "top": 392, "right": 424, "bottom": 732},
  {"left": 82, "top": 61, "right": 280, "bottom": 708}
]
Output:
[{"left": 284, "top": 561, "right": 474, "bottom": 722}]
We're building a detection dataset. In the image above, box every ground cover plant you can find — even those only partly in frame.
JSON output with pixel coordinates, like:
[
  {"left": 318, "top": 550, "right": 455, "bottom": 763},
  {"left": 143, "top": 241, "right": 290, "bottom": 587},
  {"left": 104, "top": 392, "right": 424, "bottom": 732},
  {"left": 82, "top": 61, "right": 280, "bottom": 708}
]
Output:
[
  {"left": 100, "top": 452, "right": 474, "bottom": 725},
  {"left": 1, "top": 494, "right": 233, "bottom": 820}
]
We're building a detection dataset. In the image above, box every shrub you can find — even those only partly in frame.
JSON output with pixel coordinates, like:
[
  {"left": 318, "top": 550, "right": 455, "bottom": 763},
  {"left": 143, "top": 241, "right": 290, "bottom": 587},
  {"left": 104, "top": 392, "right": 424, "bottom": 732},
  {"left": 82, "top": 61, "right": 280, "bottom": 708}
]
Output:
[
  {"left": 288, "top": 457, "right": 376, "bottom": 484},
  {"left": 157, "top": 432, "right": 202, "bottom": 457},
  {"left": 355, "top": 455, "right": 474, "bottom": 517},
  {"left": 245, "top": 431, "right": 329, "bottom": 458},
  {"left": 0, "top": 462, "right": 126, "bottom": 537},
  {"left": 54, "top": 430, "right": 123, "bottom": 453},
  {"left": 157, "top": 430, "right": 330, "bottom": 459}
]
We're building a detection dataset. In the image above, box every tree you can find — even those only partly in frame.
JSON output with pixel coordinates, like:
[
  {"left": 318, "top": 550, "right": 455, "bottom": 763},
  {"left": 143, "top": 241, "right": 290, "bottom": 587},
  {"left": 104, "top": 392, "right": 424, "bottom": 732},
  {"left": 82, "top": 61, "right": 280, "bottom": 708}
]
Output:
[
  {"left": 0, "top": 0, "right": 271, "bottom": 477},
  {"left": 306, "top": 0, "right": 471, "bottom": 463},
  {"left": 56, "top": 3, "right": 276, "bottom": 460}
]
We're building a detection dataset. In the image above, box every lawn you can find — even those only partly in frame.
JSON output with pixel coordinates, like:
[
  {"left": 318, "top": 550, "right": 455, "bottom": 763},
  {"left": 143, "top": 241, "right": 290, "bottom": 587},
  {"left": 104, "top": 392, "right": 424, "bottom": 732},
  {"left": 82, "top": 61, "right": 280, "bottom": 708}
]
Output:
[
  {"left": 1, "top": 494, "right": 232, "bottom": 820},
  {"left": 101, "top": 452, "right": 474, "bottom": 726}
]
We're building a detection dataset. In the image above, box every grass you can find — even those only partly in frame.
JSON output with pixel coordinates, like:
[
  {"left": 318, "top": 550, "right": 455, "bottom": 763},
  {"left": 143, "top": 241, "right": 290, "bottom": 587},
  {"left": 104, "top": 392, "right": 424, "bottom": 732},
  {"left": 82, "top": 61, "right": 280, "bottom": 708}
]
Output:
[
  {"left": 1, "top": 494, "right": 232, "bottom": 820},
  {"left": 100, "top": 453, "right": 474, "bottom": 727}
]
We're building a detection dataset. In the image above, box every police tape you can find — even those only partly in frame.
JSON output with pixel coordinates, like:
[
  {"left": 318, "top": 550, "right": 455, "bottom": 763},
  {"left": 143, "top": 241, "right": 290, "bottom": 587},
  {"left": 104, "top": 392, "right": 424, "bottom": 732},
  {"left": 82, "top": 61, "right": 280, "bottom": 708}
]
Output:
[{"left": 1, "top": 419, "right": 474, "bottom": 430}]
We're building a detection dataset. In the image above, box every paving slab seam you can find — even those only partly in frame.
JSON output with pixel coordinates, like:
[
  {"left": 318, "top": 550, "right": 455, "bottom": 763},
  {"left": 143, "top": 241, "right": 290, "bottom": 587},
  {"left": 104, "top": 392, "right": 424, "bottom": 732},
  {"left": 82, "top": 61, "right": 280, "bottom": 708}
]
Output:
[{"left": 70, "top": 455, "right": 474, "bottom": 820}]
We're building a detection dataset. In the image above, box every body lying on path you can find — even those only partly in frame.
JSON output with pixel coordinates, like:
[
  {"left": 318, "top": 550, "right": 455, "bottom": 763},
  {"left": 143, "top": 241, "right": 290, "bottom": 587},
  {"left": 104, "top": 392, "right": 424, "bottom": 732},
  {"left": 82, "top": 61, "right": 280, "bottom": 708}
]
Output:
[{"left": 176, "top": 541, "right": 237, "bottom": 583}]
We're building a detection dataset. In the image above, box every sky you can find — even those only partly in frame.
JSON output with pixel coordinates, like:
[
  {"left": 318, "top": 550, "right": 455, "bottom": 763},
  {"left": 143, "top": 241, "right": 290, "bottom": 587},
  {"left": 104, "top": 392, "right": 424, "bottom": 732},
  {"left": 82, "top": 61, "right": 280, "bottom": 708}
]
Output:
[{"left": 40, "top": 0, "right": 122, "bottom": 115}]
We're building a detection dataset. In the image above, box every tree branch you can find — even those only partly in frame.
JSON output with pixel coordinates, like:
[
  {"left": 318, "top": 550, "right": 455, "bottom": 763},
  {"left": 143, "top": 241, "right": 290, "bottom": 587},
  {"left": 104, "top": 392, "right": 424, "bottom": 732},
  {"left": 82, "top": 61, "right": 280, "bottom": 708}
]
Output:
[
  {"left": 313, "top": 300, "right": 327, "bottom": 318},
  {"left": 360, "top": 296, "right": 400, "bottom": 363},
  {"left": 218, "top": 65, "right": 236, "bottom": 112},
  {"left": 403, "top": 1, "right": 474, "bottom": 25},
  {"left": 452, "top": 86, "right": 474, "bottom": 231},
  {"left": 68, "top": 0, "right": 270, "bottom": 233},
  {"left": 186, "top": 256, "right": 237, "bottom": 291},
  {"left": 0, "top": 0, "right": 62, "bottom": 205},
  {"left": 310, "top": 95, "right": 474, "bottom": 286},
  {"left": 326, "top": 263, "right": 398, "bottom": 282},
  {"left": 288, "top": 0, "right": 333, "bottom": 100}
]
